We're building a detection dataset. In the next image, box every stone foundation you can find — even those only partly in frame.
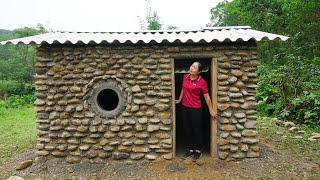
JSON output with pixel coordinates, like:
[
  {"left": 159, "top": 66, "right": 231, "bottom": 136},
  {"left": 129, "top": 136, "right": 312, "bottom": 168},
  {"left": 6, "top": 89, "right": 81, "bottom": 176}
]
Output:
[{"left": 34, "top": 43, "right": 259, "bottom": 163}]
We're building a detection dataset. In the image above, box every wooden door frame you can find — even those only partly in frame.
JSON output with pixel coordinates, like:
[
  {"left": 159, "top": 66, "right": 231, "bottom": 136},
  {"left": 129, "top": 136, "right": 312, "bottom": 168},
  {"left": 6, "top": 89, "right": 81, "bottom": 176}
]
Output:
[
  {"left": 171, "top": 58, "right": 218, "bottom": 158},
  {"left": 171, "top": 58, "right": 176, "bottom": 157},
  {"left": 210, "top": 57, "right": 218, "bottom": 158}
]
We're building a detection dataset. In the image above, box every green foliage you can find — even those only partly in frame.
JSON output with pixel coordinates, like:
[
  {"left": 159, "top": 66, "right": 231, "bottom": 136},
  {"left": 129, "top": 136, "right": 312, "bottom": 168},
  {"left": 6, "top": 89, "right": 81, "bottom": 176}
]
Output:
[
  {"left": 257, "top": 55, "right": 320, "bottom": 126},
  {"left": 211, "top": 0, "right": 320, "bottom": 127},
  {"left": 288, "top": 92, "right": 320, "bottom": 127},
  {"left": 0, "top": 81, "right": 35, "bottom": 109},
  {"left": 142, "top": 0, "right": 162, "bottom": 30},
  {"left": 0, "top": 26, "right": 46, "bottom": 83},
  {"left": 0, "top": 95, "right": 35, "bottom": 108},
  {"left": 0, "top": 27, "right": 40, "bottom": 166},
  {"left": 0, "top": 80, "right": 35, "bottom": 95},
  {"left": 0, "top": 29, "right": 16, "bottom": 41},
  {"left": 146, "top": 11, "right": 162, "bottom": 30}
]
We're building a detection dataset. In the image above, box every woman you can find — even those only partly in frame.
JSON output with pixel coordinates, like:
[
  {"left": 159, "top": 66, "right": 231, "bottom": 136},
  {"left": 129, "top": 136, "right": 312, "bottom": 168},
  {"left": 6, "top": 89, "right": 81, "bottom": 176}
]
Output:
[{"left": 175, "top": 61, "right": 217, "bottom": 162}]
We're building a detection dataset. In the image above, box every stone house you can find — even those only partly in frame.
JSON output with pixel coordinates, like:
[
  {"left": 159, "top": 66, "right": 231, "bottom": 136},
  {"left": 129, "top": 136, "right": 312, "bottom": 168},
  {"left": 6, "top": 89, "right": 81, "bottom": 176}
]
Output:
[{"left": 1, "top": 26, "right": 288, "bottom": 163}]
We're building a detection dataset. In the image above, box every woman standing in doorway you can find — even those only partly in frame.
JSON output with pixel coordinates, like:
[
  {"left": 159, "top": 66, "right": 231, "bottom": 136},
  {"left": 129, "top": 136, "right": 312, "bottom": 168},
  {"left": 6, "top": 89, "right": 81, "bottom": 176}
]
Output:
[{"left": 175, "top": 61, "right": 217, "bottom": 162}]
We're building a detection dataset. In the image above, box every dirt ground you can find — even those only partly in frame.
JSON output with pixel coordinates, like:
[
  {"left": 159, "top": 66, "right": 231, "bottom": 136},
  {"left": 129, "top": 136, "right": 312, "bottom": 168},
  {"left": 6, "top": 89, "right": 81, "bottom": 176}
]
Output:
[{"left": 1, "top": 137, "right": 319, "bottom": 180}]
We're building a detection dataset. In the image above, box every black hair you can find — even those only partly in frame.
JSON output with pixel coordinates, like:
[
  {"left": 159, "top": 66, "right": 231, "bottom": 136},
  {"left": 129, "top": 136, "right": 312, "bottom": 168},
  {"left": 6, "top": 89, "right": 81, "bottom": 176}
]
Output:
[{"left": 194, "top": 61, "right": 202, "bottom": 73}]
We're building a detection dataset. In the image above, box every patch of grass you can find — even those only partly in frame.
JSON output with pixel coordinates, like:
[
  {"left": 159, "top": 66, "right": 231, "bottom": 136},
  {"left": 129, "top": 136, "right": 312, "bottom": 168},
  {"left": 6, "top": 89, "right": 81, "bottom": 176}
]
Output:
[
  {"left": 0, "top": 105, "right": 36, "bottom": 165},
  {"left": 258, "top": 116, "right": 320, "bottom": 159}
]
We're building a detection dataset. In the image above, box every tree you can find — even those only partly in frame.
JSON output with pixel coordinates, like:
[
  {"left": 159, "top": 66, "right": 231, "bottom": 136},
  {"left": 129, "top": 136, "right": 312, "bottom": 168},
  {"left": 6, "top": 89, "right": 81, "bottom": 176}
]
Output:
[
  {"left": 146, "top": 11, "right": 162, "bottom": 30},
  {"left": 0, "top": 26, "right": 47, "bottom": 83},
  {"left": 143, "top": 0, "right": 162, "bottom": 30},
  {"left": 209, "top": 0, "right": 320, "bottom": 126}
]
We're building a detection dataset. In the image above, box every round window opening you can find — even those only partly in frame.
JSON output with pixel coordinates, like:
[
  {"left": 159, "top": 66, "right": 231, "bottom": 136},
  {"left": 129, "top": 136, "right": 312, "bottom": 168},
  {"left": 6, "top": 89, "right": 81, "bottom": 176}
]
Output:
[
  {"left": 97, "top": 89, "right": 119, "bottom": 111},
  {"left": 88, "top": 80, "right": 127, "bottom": 118}
]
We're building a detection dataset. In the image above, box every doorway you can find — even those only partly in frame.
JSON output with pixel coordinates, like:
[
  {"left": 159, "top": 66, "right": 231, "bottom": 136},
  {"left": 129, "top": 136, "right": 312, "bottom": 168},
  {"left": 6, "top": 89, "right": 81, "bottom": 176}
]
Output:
[{"left": 174, "top": 58, "right": 212, "bottom": 156}]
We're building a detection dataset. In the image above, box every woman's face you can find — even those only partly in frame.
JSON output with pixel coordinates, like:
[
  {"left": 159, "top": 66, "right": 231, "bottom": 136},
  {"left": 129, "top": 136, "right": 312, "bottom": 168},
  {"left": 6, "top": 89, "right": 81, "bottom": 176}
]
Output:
[{"left": 189, "top": 62, "right": 200, "bottom": 75}]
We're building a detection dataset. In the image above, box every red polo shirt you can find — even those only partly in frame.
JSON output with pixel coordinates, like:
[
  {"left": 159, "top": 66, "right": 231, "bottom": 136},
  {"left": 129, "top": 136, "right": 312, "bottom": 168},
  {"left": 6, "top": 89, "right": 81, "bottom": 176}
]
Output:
[{"left": 181, "top": 74, "right": 208, "bottom": 108}]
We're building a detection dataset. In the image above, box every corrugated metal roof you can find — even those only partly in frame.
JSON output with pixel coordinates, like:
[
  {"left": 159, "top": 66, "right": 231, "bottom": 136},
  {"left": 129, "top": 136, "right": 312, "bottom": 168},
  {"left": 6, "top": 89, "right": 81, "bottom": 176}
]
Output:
[{"left": 0, "top": 26, "right": 289, "bottom": 45}]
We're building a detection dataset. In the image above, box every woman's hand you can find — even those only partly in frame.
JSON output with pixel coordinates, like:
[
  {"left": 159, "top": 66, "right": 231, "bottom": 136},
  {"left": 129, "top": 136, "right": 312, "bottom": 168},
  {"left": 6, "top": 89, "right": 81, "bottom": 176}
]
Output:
[
  {"left": 176, "top": 89, "right": 184, "bottom": 105},
  {"left": 210, "top": 110, "right": 217, "bottom": 119},
  {"left": 203, "top": 93, "right": 217, "bottom": 120},
  {"left": 175, "top": 99, "right": 181, "bottom": 104}
]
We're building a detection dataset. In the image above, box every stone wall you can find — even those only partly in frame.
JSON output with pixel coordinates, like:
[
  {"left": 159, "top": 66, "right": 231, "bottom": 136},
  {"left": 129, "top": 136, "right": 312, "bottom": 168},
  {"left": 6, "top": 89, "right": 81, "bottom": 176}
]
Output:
[
  {"left": 216, "top": 51, "right": 260, "bottom": 160},
  {"left": 34, "top": 43, "right": 259, "bottom": 163}
]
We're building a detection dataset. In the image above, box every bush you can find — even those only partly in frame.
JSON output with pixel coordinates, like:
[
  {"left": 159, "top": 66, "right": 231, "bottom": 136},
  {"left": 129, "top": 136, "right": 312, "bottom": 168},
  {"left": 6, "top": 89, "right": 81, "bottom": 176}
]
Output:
[
  {"left": 0, "top": 95, "right": 35, "bottom": 108},
  {"left": 257, "top": 64, "right": 280, "bottom": 116},
  {"left": 0, "top": 80, "right": 35, "bottom": 96},
  {"left": 257, "top": 56, "right": 320, "bottom": 128},
  {"left": 285, "top": 92, "right": 320, "bottom": 127}
]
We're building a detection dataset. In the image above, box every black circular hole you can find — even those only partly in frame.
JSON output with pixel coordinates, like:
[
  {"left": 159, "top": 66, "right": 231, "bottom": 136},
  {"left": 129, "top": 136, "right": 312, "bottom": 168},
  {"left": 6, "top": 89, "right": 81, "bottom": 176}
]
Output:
[{"left": 97, "top": 89, "right": 119, "bottom": 111}]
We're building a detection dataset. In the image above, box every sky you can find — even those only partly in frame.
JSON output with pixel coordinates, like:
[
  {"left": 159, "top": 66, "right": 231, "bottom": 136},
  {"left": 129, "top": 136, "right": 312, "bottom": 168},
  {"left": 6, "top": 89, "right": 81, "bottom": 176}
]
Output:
[{"left": 0, "top": 0, "right": 223, "bottom": 32}]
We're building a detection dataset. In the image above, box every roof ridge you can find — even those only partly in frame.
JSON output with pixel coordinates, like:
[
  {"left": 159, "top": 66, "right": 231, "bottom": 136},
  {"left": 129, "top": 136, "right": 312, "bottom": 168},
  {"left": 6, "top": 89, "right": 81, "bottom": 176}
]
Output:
[
  {"left": 55, "top": 26, "right": 252, "bottom": 34},
  {"left": 57, "top": 30, "right": 199, "bottom": 34},
  {"left": 0, "top": 26, "right": 289, "bottom": 46}
]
